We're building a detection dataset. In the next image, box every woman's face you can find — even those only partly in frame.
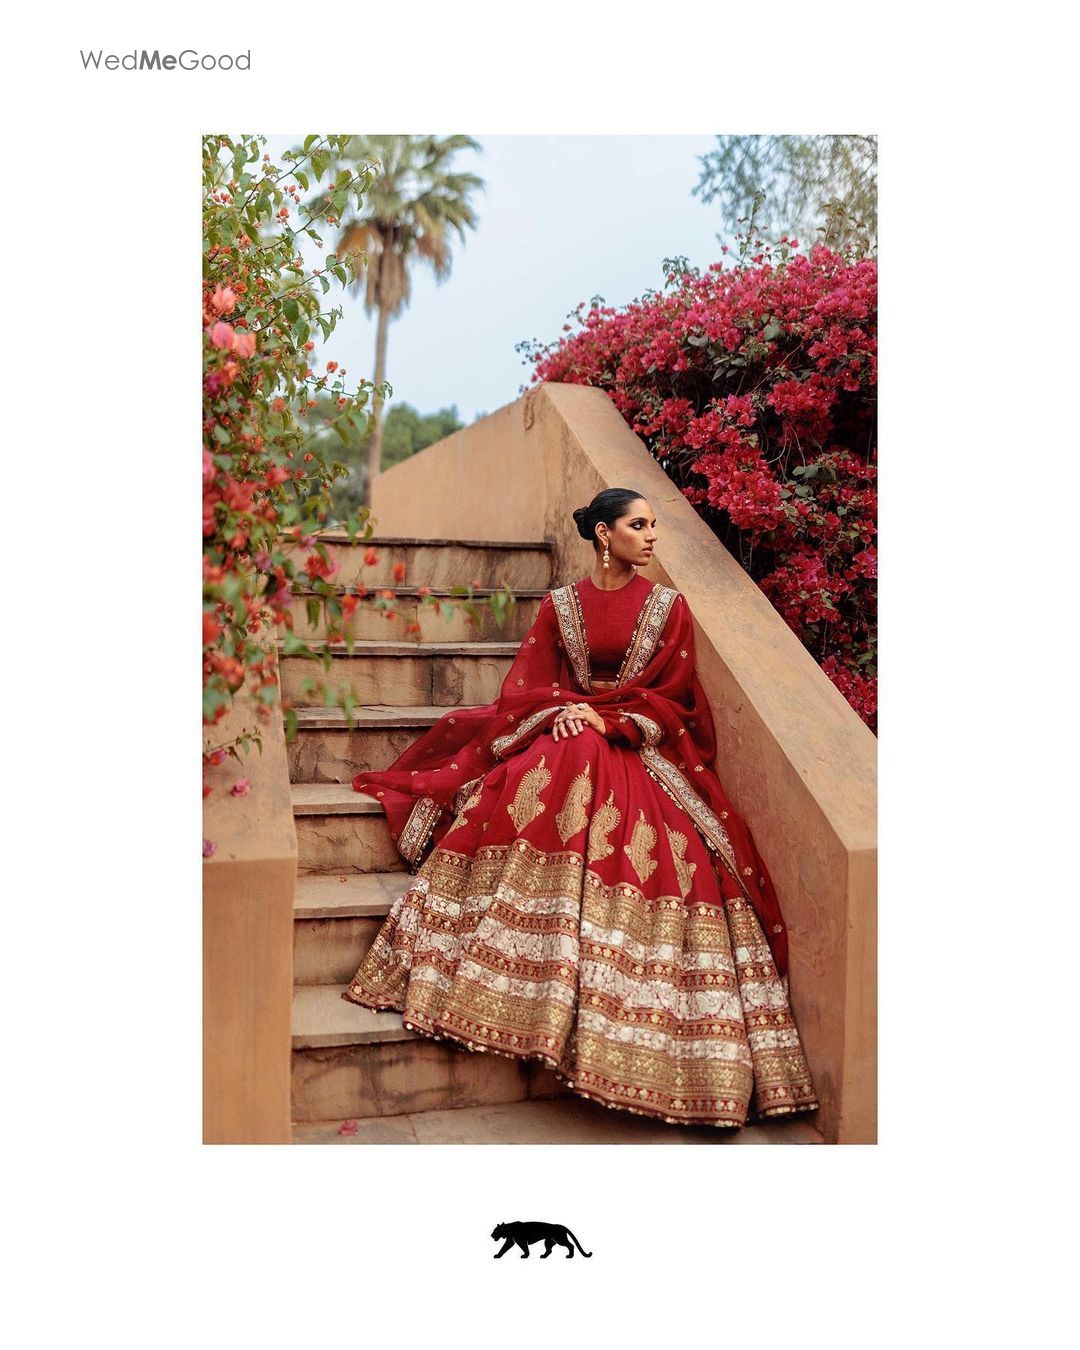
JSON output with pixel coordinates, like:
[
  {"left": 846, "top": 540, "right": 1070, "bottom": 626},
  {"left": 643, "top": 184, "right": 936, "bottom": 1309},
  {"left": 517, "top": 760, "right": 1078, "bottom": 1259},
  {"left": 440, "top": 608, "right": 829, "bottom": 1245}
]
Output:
[{"left": 599, "top": 498, "right": 657, "bottom": 566}]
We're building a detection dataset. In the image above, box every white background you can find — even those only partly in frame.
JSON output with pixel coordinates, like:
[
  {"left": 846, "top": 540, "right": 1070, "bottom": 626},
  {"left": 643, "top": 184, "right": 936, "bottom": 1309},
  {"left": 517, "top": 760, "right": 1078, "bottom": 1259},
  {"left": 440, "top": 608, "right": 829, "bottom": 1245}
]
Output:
[{"left": 3, "top": 2, "right": 1074, "bottom": 1345}]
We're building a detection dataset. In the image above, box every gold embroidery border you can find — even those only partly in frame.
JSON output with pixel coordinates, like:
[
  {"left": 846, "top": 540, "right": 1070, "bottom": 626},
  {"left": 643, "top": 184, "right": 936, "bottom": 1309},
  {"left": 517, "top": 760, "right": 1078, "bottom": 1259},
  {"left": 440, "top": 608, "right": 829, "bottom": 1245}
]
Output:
[
  {"left": 617, "top": 585, "right": 678, "bottom": 686},
  {"left": 638, "top": 746, "right": 750, "bottom": 900},
  {"left": 625, "top": 712, "right": 664, "bottom": 747},
  {"left": 397, "top": 795, "right": 444, "bottom": 864},
  {"left": 490, "top": 704, "right": 565, "bottom": 759},
  {"left": 550, "top": 583, "right": 592, "bottom": 691},
  {"left": 453, "top": 774, "right": 485, "bottom": 813}
]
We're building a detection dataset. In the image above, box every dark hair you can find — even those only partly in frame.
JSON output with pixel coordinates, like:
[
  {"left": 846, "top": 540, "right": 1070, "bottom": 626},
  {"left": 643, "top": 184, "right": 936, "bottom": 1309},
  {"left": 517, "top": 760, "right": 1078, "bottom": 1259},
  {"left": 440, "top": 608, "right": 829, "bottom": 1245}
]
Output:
[{"left": 571, "top": 488, "right": 648, "bottom": 548}]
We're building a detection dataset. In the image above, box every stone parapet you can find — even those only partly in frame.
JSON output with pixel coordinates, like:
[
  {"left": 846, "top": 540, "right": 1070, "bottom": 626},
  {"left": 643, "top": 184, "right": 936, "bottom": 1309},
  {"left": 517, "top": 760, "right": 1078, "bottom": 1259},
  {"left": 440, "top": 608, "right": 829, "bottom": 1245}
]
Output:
[{"left": 203, "top": 687, "right": 298, "bottom": 1144}]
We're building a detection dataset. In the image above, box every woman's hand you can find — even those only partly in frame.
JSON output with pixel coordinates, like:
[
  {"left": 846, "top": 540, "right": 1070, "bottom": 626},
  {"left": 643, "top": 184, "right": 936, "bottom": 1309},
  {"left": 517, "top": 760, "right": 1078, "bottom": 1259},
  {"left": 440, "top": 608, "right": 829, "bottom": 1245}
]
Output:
[{"left": 551, "top": 702, "right": 606, "bottom": 741}]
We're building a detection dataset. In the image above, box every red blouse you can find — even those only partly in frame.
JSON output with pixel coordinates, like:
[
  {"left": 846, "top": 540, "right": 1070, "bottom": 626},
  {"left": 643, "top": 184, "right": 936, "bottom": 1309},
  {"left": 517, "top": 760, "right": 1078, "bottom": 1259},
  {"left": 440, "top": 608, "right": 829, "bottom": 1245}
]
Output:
[{"left": 572, "top": 572, "right": 653, "bottom": 750}]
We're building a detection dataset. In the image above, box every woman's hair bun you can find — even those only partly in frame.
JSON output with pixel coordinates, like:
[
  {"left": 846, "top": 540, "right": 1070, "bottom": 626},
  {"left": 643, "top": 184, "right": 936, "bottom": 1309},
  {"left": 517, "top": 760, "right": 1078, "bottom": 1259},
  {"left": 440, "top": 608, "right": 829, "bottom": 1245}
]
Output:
[{"left": 570, "top": 487, "right": 646, "bottom": 546}]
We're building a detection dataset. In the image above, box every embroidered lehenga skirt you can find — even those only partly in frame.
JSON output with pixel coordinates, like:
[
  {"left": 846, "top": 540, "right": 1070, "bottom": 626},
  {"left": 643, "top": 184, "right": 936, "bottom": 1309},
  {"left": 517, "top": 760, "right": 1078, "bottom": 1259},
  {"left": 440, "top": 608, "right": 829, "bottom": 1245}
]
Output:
[{"left": 343, "top": 721, "right": 818, "bottom": 1129}]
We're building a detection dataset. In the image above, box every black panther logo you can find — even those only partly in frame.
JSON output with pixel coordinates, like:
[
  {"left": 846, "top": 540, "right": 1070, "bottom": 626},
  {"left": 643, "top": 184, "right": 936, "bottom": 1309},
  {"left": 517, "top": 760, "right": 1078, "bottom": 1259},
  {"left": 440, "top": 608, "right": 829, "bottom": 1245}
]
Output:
[{"left": 491, "top": 1221, "right": 592, "bottom": 1259}]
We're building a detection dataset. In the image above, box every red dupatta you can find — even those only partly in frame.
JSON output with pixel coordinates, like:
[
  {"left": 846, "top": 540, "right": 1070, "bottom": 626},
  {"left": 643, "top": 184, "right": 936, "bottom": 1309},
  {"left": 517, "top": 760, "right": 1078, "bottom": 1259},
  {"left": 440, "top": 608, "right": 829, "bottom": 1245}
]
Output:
[{"left": 353, "top": 579, "right": 791, "bottom": 973}]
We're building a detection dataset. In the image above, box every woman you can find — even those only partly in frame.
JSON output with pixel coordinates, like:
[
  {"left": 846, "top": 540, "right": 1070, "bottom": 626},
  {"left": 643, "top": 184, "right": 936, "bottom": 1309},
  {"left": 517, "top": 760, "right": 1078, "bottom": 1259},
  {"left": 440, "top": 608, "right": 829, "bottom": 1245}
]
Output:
[{"left": 344, "top": 487, "right": 818, "bottom": 1129}]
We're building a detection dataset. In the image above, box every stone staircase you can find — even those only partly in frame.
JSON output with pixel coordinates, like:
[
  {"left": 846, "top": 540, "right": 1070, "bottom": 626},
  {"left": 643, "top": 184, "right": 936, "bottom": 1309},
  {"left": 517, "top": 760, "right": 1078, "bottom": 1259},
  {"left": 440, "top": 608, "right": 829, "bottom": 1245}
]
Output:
[
  {"left": 288, "top": 536, "right": 571, "bottom": 1139},
  {"left": 286, "top": 533, "right": 823, "bottom": 1145}
]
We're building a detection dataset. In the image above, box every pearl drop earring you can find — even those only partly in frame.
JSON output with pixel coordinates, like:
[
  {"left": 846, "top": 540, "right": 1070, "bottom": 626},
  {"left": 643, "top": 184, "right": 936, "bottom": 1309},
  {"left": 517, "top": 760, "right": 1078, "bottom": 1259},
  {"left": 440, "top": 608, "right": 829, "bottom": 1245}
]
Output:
[{"left": 602, "top": 541, "right": 610, "bottom": 569}]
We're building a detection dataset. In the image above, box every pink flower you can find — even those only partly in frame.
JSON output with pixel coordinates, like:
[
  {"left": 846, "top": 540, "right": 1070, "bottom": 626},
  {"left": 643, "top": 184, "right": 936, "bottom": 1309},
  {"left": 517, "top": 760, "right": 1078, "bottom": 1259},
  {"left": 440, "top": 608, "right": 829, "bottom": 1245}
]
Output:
[
  {"left": 338, "top": 1119, "right": 359, "bottom": 1136},
  {"left": 232, "top": 330, "right": 256, "bottom": 359},
  {"left": 209, "top": 321, "right": 235, "bottom": 350},
  {"left": 210, "top": 285, "right": 237, "bottom": 315},
  {"left": 203, "top": 838, "right": 217, "bottom": 858},
  {"left": 231, "top": 777, "right": 251, "bottom": 798}
]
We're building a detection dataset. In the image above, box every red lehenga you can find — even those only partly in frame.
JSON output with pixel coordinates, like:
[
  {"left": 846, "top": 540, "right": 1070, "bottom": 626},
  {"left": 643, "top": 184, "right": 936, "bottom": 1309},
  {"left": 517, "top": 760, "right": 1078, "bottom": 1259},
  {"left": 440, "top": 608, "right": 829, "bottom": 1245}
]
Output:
[{"left": 344, "top": 572, "right": 818, "bottom": 1128}]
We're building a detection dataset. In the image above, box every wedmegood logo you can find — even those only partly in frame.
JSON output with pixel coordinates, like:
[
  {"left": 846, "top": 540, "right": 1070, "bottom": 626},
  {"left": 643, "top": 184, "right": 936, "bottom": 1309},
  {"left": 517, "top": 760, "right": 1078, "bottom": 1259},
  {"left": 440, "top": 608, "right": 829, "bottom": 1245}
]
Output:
[{"left": 79, "top": 50, "right": 251, "bottom": 71}]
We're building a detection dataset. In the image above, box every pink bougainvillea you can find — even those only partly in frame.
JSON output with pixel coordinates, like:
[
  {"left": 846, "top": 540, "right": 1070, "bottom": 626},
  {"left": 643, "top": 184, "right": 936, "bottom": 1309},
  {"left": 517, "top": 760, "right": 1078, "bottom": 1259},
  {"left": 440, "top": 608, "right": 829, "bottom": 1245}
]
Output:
[{"left": 523, "top": 242, "right": 877, "bottom": 731}]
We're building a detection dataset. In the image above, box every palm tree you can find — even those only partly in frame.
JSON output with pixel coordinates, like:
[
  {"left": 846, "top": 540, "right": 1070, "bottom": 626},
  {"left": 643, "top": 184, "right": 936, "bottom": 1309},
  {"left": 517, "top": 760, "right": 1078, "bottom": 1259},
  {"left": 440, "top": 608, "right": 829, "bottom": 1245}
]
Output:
[{"left": 322, "top": 135, "right": 484, "bottom": 500}]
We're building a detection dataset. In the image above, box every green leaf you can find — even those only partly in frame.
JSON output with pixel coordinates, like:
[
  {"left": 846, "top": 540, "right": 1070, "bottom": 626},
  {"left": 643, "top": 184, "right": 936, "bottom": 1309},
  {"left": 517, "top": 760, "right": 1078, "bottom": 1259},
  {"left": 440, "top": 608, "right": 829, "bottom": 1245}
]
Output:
[
  {"left": 282, "top": 297, "right": 299, "bottom": 323},
  {"left": 295, "top": 170, "right": 309, "bottom": 192},
  {"left": 303, "top": 134, "right": 319, "bottom": 153}
]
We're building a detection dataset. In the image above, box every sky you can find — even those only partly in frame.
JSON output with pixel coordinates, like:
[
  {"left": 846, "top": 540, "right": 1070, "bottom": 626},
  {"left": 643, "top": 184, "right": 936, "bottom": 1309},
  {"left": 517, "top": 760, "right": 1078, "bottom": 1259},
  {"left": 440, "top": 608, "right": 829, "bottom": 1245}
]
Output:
[{"left": 264, "top": 134, "right": 733, "bottom": 423}]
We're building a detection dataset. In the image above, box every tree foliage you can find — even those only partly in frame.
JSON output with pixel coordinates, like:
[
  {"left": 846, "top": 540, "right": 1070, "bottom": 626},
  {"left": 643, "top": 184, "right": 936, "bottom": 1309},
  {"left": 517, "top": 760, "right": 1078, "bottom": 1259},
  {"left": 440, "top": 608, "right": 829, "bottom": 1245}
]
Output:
[
  {"left": 694, "top": 135, "right": 877, "bottom": 255},
  {"left": 314, "top": 401, "right": 466, "bottom": 521},
  {"left": 202, "top": 135, "right": 494, "bottom": 839},
  {"left": 308, "top": 135, "right": 485, "bottom": 498}
]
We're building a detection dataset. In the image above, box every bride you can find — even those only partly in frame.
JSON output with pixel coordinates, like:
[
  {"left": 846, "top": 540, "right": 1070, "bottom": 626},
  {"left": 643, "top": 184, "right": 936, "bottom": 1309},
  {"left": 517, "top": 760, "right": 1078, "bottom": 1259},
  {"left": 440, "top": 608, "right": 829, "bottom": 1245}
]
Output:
[{"left": 344, "top": 487, "right": 818, "bottom": 1128}]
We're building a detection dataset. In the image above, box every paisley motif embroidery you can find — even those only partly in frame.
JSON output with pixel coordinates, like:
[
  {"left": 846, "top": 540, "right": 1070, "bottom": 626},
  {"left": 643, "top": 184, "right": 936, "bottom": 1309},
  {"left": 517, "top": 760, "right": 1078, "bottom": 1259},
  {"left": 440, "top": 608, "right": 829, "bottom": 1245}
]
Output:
[
  {"left": 445, "top": 779, "right": 485, "bottom": 835},
  {"left": 555, "top": 761, "right": 593, "bottom": 843},
  {"left": 586, "top": 789, "right": 621, "bottom": 862},
  {"left": 507, "top": 754, "right": 552, "bottom": 830},
  {"left": 623, "top": 808, "right": 658, "bottom": 884},
  {"left": 664, "top": 822, "right": 697, "bottom": 899}
]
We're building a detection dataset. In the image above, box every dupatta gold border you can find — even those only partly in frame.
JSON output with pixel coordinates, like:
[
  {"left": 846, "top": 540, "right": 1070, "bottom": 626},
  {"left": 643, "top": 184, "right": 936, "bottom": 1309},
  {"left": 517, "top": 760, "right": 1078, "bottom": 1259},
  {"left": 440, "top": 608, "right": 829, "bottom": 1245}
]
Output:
[
  {"left": 550, "top": 583, "right": 592, "bottom": 691},
  {"left": 397, "top": 795, "right": 444, "bottom": 865},
  {"left": 638, "top": 746, "right": 753, "bottom": 902},
  {"left": 625, "top": 712, "right": 664, "bottom": 747},
  {"left": 617, "top": 585, "right": 678, "bottom": 686},
  {"left": 490, "top": 704, "right": 566, "bottom": 760}
]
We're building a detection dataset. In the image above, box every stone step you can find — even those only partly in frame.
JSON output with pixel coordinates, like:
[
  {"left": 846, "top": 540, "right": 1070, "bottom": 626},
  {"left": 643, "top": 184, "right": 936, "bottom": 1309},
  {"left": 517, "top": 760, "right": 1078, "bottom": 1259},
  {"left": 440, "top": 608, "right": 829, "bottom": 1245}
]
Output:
[
  {"left": 288, "top": 587, "right": 544, "bottom": 644},
  {"left": 294, "top": 870, "right": 409, "bottom": 919},
  {"left": 292, "top": 1096, "right": 825, "bottom": 1145},
  {"left": 279, "top": 639, "right": 517, "bottom": 708},
  {"left": 287, "top": 703, "right": 483, "bottom": 784},
  {"left": 280, "top": 534, "right": 554, "bottom": 590},
  {"left": 293, "top": 872, "right": 408, "bottom": 985},
  {"left": 291, "top": 984, "right": 562, "bottom": 1122},
  {"left": 291, "top": 783, "right": 404, "bottom": 874},
  {"left": 292, "top": 985, "right": 416, "bottom": 1048}
]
